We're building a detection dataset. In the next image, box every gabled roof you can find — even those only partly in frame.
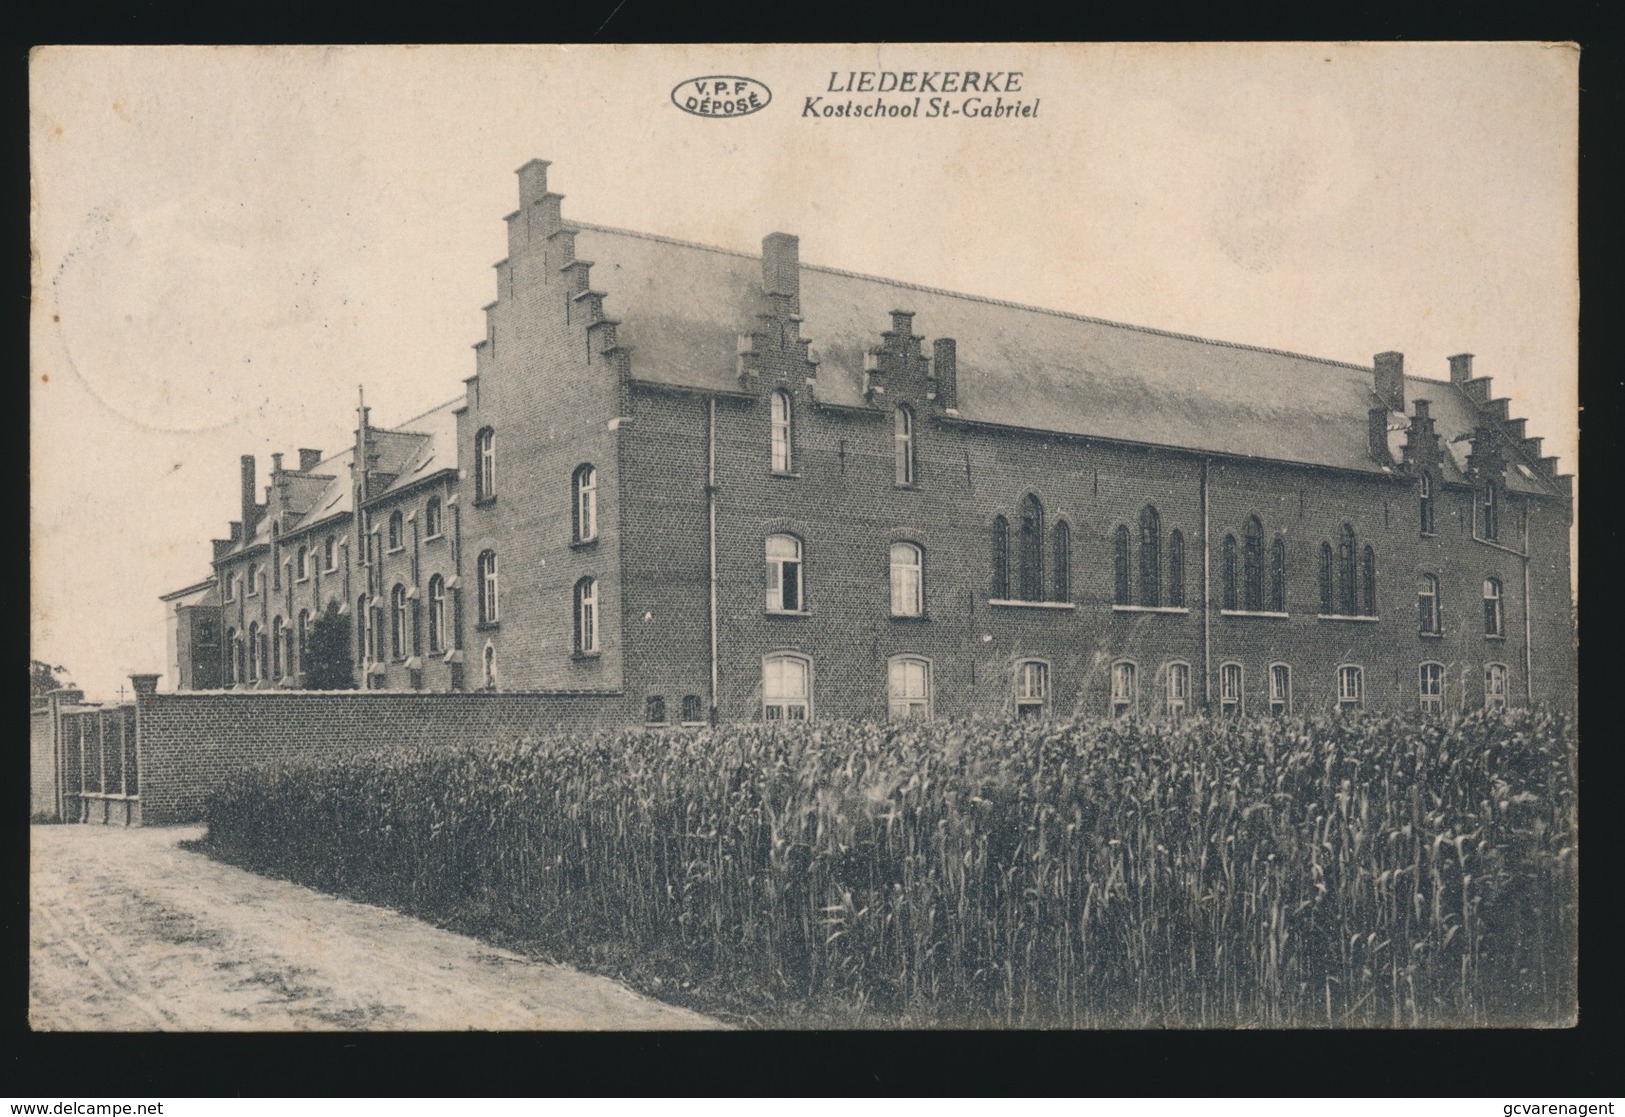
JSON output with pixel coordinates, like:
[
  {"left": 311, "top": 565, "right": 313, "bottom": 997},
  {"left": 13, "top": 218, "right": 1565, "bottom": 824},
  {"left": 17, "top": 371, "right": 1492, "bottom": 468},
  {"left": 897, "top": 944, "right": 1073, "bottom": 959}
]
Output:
[
  {"left": 371, "top": 397, "right": 461, "bottom": 500},
  {"left": 573, "top": 222, "right": 1562, "bottom": 490}
]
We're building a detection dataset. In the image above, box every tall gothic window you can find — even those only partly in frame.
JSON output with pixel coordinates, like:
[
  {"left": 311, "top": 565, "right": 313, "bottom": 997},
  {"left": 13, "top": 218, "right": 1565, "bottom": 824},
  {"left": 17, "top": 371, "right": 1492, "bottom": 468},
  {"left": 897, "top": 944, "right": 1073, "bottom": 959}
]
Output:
[
  {"left": 894, "top": 405, "right": 916, "bottom": 485},
  {"left": 1114, "top": 525, "right": 1132, "bottom": 606},
  {"left": 991, "top": 516, "right": 1010, "bottom": 599},
  {"left": 1221, "top": 535, "right": 1238, "bottom": 611},
  {"left": 770, "top": 390, "right": 793, "bottom": 473},
  {"left": 573, "top": 464, "right": 598, "bottom": 544},
  {"left": 1051, "top": 521, "right": 1070, "bottom": 602},
  {"left": 1243, "top": 516, "right": 1264, "bottom": 611},
  {"left": 1270, "top": 535, "right": 1287, "bottom": 612},
  {"left": 474, "top": 428, "right": 496, "bottom": 501},
  {"left": 1338, "top": 525, "right": 1358, "bottom": 616},
  {"left": 1319, "top": 543, "right": 1335, "bottom": 614},
  {"left": 1167, "top": 530, "right": 1186, "bottom": 608},
  {"left": 1361, "top": 545, "right": 1378, "bottom": 616},
  {"left": 1018, "top": 495, "right": 1044, "bottom": 601},
  {"left": 1419, "top": 473, "right": 1435, "bottom": 535},
  {"left": 1138, "top": 505, "right": 1161, "bottom": 607}
]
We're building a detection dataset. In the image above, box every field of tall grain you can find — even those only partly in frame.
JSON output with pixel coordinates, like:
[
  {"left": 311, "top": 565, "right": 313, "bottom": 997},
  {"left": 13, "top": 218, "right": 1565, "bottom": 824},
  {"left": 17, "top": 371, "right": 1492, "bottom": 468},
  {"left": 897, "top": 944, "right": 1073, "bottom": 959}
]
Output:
[{"left": 201, "top": 709, "right": 1576, "bottom": 1027}]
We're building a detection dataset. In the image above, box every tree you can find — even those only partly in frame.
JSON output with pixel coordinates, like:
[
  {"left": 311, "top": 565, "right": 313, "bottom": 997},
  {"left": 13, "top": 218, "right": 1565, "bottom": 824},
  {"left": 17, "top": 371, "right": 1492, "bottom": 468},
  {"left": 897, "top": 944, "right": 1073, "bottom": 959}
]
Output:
[
  {"left": 303, "top": 602, "right": 357, "bottom": 690},
  {"left": 30, "top": 660, "right": 73, "bottom": 699}
]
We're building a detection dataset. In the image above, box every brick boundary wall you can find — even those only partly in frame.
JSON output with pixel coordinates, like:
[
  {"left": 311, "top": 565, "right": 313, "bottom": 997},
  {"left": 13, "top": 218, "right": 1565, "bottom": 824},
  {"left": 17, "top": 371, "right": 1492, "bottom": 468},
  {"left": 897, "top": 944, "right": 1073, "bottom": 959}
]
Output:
[{"left": 131, "top": 688, "right": 623, "bottom": 824}]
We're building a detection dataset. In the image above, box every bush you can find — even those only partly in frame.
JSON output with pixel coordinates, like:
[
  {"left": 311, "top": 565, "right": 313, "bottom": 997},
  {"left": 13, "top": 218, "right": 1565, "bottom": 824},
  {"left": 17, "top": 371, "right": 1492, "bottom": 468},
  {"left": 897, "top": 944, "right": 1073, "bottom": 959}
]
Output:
[{"left": 201, "top": 708, "right": 1576, "bottom": 1027}]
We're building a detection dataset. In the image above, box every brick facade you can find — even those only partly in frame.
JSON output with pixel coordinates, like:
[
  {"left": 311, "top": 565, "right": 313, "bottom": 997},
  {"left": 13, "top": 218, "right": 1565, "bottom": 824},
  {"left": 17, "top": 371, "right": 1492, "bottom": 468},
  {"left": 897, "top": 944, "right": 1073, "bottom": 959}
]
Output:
[{"left": 167, "top": 156, "right": 1575, "bottom": 732}]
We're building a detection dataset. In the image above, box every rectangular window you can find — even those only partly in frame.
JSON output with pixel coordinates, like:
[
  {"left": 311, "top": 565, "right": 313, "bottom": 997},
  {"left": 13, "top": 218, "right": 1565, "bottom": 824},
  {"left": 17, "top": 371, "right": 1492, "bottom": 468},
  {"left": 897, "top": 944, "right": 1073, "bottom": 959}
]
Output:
[
  {"left": 766, "top": 535, "right": 803, "bottom": 612},
  {"left": 763, "top": 655, "right": 811, "bottom": 720},
  {"left": 1015, "top": 660, "right": 1048, "bottom": 719},
  {"left": 1220, "top": 663, "right": 1243, "bottom": 717},
  {"left": 1165, "top": 662, "right": 1191, "bottom": 722},
  {"left": 681, "top": 694, "right": 704, "bottom": 724},
  {"left": 644, "top": 695, "right": 667, "bottom": 724},
  {"left": 1269, "top": 664, "right": 1292, "bottom": 715},
  {"left": 1337, "top": 665, "right": 1363, "bottom": 708},
  {"left": 1485, "top": 663, "right": 1508, "bottom": 710},
  {"left": 887, "top": 657, "right": 932, "bottom": 721},
  {"left": 1419, "top": 662, "right": 1444, "bottom": 714},
  {"left": 1110, "top": 662, "right": 1136, "bottom": 719}
]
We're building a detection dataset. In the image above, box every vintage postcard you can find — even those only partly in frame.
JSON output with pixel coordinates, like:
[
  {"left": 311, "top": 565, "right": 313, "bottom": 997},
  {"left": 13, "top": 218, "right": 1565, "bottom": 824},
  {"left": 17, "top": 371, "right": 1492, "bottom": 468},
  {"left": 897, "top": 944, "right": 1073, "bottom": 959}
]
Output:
[{"left": 29, "top": 43, "right": 1578, "bottom": 1031}]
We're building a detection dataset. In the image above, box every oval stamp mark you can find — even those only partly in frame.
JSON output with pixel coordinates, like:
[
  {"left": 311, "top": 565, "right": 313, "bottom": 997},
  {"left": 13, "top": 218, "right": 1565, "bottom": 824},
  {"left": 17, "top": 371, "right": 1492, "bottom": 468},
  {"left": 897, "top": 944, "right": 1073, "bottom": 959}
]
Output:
[{"left": 671, "top": 76, "right": 772, "bottom": 118}]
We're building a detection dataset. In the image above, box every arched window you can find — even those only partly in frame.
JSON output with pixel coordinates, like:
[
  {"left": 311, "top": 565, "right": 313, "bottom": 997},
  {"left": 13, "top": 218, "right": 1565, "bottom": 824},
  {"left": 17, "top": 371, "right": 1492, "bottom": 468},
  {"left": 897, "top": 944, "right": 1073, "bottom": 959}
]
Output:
[
  {"left": 770, "top": 390, "right": 793, "bottom": 473},
  {"left": 1113, "top": 525, "right": 1132, "bottom": 606},
  {"left": 1483, "top": 577, "right": 1503, "bottom": 637},
  {"left": 766, "top": 534, "right": 804, "bottom": 612},
  {"left": 1243, "top": 516, "right": 1264, "bottom": 611},
  {"left": 1110, "top": 661, "right": 1137, "bottom": 719},
  {"left": 644, "top": 696, "right": 667, "bottom": 724},
  {"left": 1165, "top": 661, "right": 1191, "bottom": 722},
  {"left": 391, "top": 584, "right": 408, "bottom": 658},
  {"left": 323, "top": 536, "right": 336, "bottom": 571},
  {"left": 1419, "top": 473, "right": 1435, "bottom": 535},
  {"left": 424, "top": 497, "right": 442, "bottom": 539},
  {"left": 1270, "top": 536, "right": 1287, "bottom": 613},
  {"left": 1139, "top": 506, "right": 1161, "bottom": 607},
  {"left": 573, "top": 464, "right": 598, "bottom": 543},
  {"left": 887, "top": 655, "right": 931, "bottom": 720},
  {"left": 247, "top": 622, "right": 260, "bottom": 681},
  {"left": 427, "top": 575, "right": 445, "bottom": 653},
  {"left": 1484, "top": 663, "right": 1508, "bottom": 710},
  {"left": 1268, "top": 663, "right": 1292, "bottom": 715},
  {"left": 297, "top": 609, "right": 310, "bottom": 676},
  {"left": 387, "top": 511, "right": 404, "bottom": 552},
  {"left": 284, "top": 621, "right": 296, "bottom": 680},
  {"left": 889, "top": 542, "right": 923, "bottom": 617},
  {"left": 247, "top": 563, "right": 259, "bottom": 596},
  {"left": 1219, "top": 662, "right": 1243, "bottom": 717},
  {"left": 1338, "top": 525, "right": 1358, "bottom": 616},
  {"left": 224, "top": 573, "right": 235, "bottom": 602},
  {"left": 1318, "top": 543, "right": 1335, "bottom": 614},
  {"left": 1418, "top": 574, "right": 1441, "bottom": 634},
  {"left": 991, "top": 516, "right": 1011, "bottom": 599},
  {"left": 356, "top": 596, "right": 367, "bottom": 665},
  {"left": 1168, "top": 530, "right": 1186, "bottom": 608},
  {"left": 226, "top": 628, "right": 238, "bottom": 684},
  {"left": 1221, "top": 535, "right": 1238, "bottom": 611},
  {"left": 271, "top": 617, "right": 284, "bottom": 679},
  {"left": 1018, "top": 494, "right": 1045, "bottom": 601},
  {"left": 1360, "top": 545, "right": 1377, "bottom": 617},
  {"left": 1480, "top": 480, "right": 1499, "bottom": 541},
  {"left": 574, "top": 577, "right": 599, "bottom": 654},
  {"left": 1337, "top": 664, "right": 1364, "bottom": 709},
  {"left": 894, "top": 405, "right": 916, "bottom": 485},
  {"left": 477, "top": 550, "right": 499, "bottom": 624},
  {"left": 1014, "top": 660, "right": 1049, "bottom": 719},
  {"left": 474, "top": 427, "right": 496, "bottom": 501},
  {"left": 1419, "top": 662, "right": 1444, "bottom": 714},
  {"left": 296, "top": 546, "right": 308, "bottom": 581},
  {"left": 1052, "top": 521, "right": 1071, "bottom": 602},
  {"left": 762, "top": 653, "right": 812, "bottom": 720},
  {"left": 483, "top": 643, "right": 497, "bottom": 691}
]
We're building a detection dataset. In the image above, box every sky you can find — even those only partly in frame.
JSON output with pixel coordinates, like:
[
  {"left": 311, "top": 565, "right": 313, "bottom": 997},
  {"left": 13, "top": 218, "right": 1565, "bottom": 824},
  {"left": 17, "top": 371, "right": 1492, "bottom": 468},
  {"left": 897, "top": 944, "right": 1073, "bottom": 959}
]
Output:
[{"left": 30, "top": 43, "right": 1579, "bottom": 700}]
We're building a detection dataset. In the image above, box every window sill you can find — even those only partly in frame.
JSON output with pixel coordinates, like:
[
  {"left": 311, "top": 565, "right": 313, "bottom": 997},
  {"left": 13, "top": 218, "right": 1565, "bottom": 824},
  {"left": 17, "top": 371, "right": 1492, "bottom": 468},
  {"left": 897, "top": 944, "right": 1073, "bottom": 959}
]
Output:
[
  {"left": 1419, "top": 631, "right": 1444, "bottom": 639},
  {"left": 680, "top": 721, "right": 708, "bottom": 729},
  {"left": 769, "top": 470, "right": 800, "bottom": 480},
  {"left": 990, "top": 599, "right": 1076, "bottom": 611},
  {"left": 475, "top": 621, "right": 500, "bottom": 632},
  {"left": 643, "top": 722, "right": 669, "bottom": 728},
  {"left": 570, "top": 537, "right": 599, "bottom": 550},
  {"left": 1485, "top": 634, "right": 1507, "bottom": 642},
  {"left": 424, "top": 533, "right": 443, "bottom": 543},
  {"left": 1318, "top": 614, "right": 1379, "bottom": 623},
  {"left": 1420, "top": 532, "right": 1437, "bottom": 539},
  {"left": 765, "top": 608, "right": 812, "bottom": 617},
  {"left": 889, "top": 613, "right": 931, "bottom": 622},
  {"left": 572, "top": 651, "right": 602, "bottom": 662},
  {"left": 386, "top": 547, "right": 405, "bottom": 556},
  {"left": 1111, "top": 604, "right": 1187, "bottom": 615},
  {"left": 473, "top": 496, "right": 497, "bottom": 509},
  {"left": 893, "top": 482, "right": 920, "bottom": 491},
  {"left": 1220, "top": 609, "right": 1288, "bottom": 619}
]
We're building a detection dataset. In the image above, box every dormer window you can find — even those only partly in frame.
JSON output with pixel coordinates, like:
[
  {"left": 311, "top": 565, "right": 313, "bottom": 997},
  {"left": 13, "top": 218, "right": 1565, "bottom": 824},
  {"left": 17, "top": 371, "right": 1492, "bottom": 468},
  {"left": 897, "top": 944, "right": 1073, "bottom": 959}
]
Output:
[
  {"left": 894, "top": 405, "right": 916, "bottom": 486},
  {"left": 770, "top": 390, "right": 794, "bottom": 474}
]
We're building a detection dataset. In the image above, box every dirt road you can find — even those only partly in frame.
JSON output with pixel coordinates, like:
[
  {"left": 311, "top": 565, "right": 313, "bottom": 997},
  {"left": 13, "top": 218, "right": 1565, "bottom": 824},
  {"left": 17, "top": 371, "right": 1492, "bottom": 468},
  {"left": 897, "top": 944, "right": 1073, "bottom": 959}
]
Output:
[{"left": 29, "top": 824, "right": 722, "bottom": 1031}]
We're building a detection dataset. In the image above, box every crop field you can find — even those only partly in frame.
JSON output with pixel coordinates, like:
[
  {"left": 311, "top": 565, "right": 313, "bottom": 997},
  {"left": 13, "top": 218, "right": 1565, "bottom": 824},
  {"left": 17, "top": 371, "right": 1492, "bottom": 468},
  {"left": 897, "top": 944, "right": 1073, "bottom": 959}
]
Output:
[{"left": 201, "top": 708, "right": 1576, "bottom": 1028}]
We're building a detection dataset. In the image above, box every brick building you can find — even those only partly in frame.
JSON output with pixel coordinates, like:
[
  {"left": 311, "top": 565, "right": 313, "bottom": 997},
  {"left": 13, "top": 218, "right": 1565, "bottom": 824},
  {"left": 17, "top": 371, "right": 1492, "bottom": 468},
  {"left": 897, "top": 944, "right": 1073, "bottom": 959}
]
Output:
[{"left": 166, "top": 157, "right": 1575, "bottom": 725}]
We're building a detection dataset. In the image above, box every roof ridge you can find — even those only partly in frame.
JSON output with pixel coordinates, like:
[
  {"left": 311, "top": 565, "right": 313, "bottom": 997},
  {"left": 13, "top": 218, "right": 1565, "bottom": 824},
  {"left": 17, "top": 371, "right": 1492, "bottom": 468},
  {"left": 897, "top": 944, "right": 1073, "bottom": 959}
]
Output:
[
  {"left": 570, "top": 220, "right": 1376, "bottom": 374},
  {"left": 385, "top": 396, "right": 463, "bottom": 434}
]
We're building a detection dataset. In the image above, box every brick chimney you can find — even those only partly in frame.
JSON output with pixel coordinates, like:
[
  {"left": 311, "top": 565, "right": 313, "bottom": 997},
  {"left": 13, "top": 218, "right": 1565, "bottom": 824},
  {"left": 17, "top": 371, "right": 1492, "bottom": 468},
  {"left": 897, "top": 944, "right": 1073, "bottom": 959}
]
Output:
[
  {"left": 240, "top": 456, "right": 258, "bottom": 536},
  {"left": 1368, "top": 407, "right": 1393, "bottom": 465},
  {"left": 517, "top": 158, "right": 550, "bottom": 206},
  {"left": 1447, "top": 353, "right": 1473, "bottom": 384},
  {"left": 932, "top": 338, "right": 958, "bottom": 410},
  {"left": 1373, "top": 351, "right": 1404, "bottom": 412},
  {"left": 762, "top": 233, "right": 800, "bottom": 317},
  {"left": 298, "top": 448, "right": 323, "bottom": 472}
]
